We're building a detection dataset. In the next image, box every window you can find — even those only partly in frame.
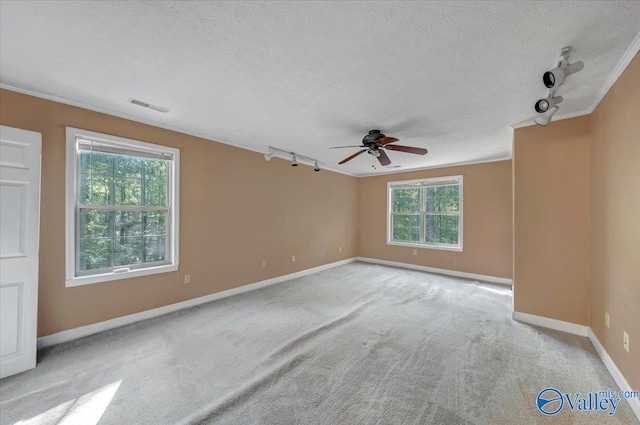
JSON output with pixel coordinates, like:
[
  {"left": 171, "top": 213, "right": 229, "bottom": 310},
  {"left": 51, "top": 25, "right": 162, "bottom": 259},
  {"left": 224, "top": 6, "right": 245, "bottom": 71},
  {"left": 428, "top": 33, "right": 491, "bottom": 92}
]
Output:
[
  {"left": 66, "top": 128, "right": 179, "bottom": 286},
  {"left": 387, "top": 176, "right": 462, "bottom": 251}
]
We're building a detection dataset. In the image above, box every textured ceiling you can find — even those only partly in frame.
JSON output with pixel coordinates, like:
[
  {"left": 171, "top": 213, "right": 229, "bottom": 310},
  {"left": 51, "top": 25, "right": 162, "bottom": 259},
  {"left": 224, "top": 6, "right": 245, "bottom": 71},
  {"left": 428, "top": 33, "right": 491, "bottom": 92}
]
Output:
[{"left": 1, "top": 1, "right": 639, "bottom": 176}]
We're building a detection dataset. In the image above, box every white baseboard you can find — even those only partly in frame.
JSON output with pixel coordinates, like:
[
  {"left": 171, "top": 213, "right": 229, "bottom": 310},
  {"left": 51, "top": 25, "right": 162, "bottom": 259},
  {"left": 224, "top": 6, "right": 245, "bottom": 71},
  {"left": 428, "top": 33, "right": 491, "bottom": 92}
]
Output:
[
  {"left": 588, "top": 329, "right": 640, "bottom": 421},
  {"left": 511, "top": 313, "right": 638, "bottom": 420},
  {"left": 356, "top": 257, "right": 513, "bottom": 286},
  {"left": 512, "top": 311, "right": 589, "bottom": 337},
  {"left": 38, "top": 257, "right": 357, "bottom": 349}
]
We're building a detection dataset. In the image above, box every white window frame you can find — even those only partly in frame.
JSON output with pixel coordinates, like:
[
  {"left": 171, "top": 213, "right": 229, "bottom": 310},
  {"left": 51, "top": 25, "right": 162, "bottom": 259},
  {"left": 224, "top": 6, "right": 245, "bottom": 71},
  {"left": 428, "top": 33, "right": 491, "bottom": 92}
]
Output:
[
  {"left": 65, "top": 127, "right": 180, "bottom": 287},
  {"left": 386, "top": 175, "right": 463, "bottom": 252}
]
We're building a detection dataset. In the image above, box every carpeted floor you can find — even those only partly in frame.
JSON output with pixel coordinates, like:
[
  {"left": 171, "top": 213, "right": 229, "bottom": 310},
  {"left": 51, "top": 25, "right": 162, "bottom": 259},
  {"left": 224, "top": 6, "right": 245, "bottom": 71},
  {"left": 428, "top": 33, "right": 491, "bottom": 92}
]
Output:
[{"left": 1, "top": 262, "right": 637, "bottom": 424}]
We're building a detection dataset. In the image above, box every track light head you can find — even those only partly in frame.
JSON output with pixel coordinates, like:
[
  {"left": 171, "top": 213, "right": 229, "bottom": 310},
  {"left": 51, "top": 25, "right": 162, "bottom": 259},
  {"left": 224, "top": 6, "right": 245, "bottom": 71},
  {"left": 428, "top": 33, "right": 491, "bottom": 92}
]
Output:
[
  {"left": 314, "top": 161, "right": 320, "bottom": 172},
  {"left": 543, "top": 61, "right": 583, "bottom": 88},
  {"left": 534, "top": 106, "right": 560, "bottom": 126},
  {"left": 535, "top": 95, "right": 563, "bottom": 113},
  {"left": 542, "top": 47, "right": 583, "bottom": 89},
  {"left": 544, "top": 58, "right": 584, "bottom": 90},
  {"left": 263, "top": 151, "right": 274, "bottom": 162},
  {"left": 291, "top": 154, "right": 298, "bottom": 167}
]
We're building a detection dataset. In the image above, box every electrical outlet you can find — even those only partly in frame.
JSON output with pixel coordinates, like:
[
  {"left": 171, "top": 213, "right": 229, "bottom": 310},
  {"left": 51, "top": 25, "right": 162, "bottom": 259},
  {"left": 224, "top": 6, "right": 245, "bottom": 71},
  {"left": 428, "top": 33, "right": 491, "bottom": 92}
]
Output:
[
  {"left": 292, "top": 255, "right": 296, "bottom": 263},
  {"left": 262, "top": 260, "right": 267, "bottom": 268},
  {"left": 412, "top": 249, "right": 418, "bottom": 256},
  {"left": 623, "top": 331, "right": 629, "bottom": 353},
  {"left": 605, "top": 312, "right": 610, "bottom": 329},
  {"left": 184, "top": 274, "right": 191, "bottom": 284},
  {"left": 339, "top": 246, "right": 343, "bottom": 253}
]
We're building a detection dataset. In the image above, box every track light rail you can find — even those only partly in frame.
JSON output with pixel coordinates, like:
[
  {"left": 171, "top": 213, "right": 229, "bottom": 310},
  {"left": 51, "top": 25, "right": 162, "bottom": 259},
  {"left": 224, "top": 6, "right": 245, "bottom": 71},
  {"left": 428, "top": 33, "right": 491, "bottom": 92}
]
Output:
[{"left": 263, "top": 146, "right": 322, "bottom": 172}]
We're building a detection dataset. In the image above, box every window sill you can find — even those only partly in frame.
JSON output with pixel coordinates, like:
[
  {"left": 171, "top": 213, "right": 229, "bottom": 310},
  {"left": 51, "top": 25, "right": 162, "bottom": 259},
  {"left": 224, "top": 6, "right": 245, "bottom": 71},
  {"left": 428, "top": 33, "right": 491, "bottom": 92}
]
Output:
[
  {"left": 387, "top": 241, "right": 463, "bottom": 252},
  {"left": 65, "top": 264, "right": 178, "bottom": 287}
]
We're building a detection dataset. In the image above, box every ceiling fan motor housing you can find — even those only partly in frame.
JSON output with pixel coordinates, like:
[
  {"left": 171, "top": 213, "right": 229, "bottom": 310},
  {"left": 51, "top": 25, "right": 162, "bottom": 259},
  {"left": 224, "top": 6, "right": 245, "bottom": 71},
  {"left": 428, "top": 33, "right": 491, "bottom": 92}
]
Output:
[{"left": 362, "top": 129, "right": 385, "bottom": 145}]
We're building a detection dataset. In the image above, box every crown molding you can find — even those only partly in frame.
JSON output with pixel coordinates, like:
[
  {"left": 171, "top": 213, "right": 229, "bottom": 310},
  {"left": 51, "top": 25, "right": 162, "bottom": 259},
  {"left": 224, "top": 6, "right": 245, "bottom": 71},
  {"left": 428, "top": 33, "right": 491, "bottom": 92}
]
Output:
[
  {"left": 0, "top": 82, "right": 357, "bottom": 178},
  {"left": 586, "top": 31, "right": 640, "bottom": 114},
  {"left": 355, "top": 155, "right": 512, "bottom": 178},
  {"left": 510, "top": 109, "right": 591, "bottom": 129}
]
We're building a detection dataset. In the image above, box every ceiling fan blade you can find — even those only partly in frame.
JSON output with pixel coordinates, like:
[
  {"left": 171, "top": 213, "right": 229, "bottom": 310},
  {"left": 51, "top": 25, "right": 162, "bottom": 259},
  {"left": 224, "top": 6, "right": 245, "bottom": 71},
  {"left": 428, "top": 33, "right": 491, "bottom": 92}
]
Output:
[
  {"left": 377, "top": 149, "right": 392, "bottom": 166},
  {"left": 338, "top": 149, "right": 367, "bottom": 165},
  {"left": 378, "top": 136, "right": 400, "bottom": 145},
  {"left": 385, "top": 145, "right": 428, "bottom": 155},
  {"left": 330, "top": 145, "right": 365, "bottom": 149}
]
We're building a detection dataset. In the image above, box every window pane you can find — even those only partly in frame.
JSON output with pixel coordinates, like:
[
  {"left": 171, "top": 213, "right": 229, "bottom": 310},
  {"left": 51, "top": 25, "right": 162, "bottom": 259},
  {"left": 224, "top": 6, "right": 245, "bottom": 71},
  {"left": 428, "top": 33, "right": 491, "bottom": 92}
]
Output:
[
  {"left": 144, "top": 236, "right": 166, "bottom": 263},
  {"left": 80, "top": 152, "right": 113, "bottom": 176},
  {"left": 79, "top": 210, "right": 113, "bottom": 239},
  {"left": 115, "top": 156, "right": 142, "bottom": 179},
  {"left": 114, "top": 178, "right": 142, "bottom": 205},
  {"left": 392, "top": 215, "right": 420, "bottom": 242},
  {"left": 144, "top": 180, "right": 167, "bottom": 206},
  {"left": 143, "top": 159, "right": 167, "bottom": 180},
  {"left": 425, "top": 214, "right": 459, "bottom": 245},
  {"left": 115, "top": 211, "right": 142, "bottom": 237},
  {"left": 114, "top": 236, "right": 142, "bottom": 267},
  {"left": 144, "top": 211, "right": 167, "bottom": 236},
  {"left": 392, "top": 188, "right": 420, "bottom": 213},
  {"left": 80, "top": 151, "right": 91, "bottom": 174},
  {"left": 425, "top": 185, "right": 459, "bottom": 212},
  {"left": 79, "top": 238, "right": 112, "bottom": 271},
  {"left": 80, "top": 174, "right": 112, "bottom": 205}
]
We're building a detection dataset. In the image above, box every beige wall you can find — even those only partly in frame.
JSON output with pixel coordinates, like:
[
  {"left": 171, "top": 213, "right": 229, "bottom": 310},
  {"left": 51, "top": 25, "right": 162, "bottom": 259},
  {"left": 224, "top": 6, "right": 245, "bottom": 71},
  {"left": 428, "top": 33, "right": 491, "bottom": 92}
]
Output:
[
  {"left": 513, "top": 116, "right": 591, "bottom": 325},
  {"left": 0, "top": 89, "right": 358, "bottom": 336},
  {"left": 589, "top": 53, "right": 639, "bottom": 390},
  {"left": 357, "top": 161, "right": 513, "bottom": 279}
]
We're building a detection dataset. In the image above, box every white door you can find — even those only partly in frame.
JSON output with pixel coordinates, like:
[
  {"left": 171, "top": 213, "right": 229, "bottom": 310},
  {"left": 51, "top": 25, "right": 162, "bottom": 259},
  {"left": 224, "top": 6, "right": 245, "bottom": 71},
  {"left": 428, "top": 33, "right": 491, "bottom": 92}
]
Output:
[{"left": 0, "top": 125, "right": 41, "bottom": 379}]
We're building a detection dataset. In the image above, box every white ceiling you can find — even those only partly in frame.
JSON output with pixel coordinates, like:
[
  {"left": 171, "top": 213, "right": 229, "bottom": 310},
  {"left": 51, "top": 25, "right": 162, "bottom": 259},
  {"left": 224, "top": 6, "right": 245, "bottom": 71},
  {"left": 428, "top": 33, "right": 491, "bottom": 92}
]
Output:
[{"left": 1, "top": 1, "right": 639, "bottom": 176}]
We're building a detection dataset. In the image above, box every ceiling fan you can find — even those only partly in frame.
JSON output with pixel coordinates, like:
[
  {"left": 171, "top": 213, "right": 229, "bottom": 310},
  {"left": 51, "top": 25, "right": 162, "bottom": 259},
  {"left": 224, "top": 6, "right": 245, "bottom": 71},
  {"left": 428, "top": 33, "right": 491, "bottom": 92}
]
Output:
[{"left": 331, "top": 130, "right": 428, "bottom": 166}]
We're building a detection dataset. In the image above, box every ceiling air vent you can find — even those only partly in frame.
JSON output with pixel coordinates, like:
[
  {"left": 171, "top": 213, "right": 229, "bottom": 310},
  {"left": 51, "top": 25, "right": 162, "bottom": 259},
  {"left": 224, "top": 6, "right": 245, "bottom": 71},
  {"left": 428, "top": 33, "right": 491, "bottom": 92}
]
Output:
[{"left": 127, "top": 98, "right": 169, "bottom": 113}]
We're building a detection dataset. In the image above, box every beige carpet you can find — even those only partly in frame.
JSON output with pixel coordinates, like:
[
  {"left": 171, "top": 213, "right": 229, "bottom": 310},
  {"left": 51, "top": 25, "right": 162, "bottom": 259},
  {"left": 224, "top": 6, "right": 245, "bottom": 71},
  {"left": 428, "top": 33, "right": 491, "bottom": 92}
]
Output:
[{"left": 1, "top": 262, "right": 637, "bottom": 424}]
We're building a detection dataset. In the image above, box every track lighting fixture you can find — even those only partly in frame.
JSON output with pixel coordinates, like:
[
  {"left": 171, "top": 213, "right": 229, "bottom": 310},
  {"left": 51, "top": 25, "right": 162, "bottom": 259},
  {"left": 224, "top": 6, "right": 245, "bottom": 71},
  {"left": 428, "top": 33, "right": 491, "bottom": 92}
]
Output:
[
  {"left": 264, "top": 146, "right": 321, "bottom": 173},
  {"left": 542, "top": 47, "right": 583, "bottom": 89},
  {"left": 531, "top": 47, "right": 583, "bottom": 127},
  {"left": 534, "top": 95, "right": 563, "bottom": 113},
  {"left": 534, "top": 106, "right": 559, "bottom": 126}
]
